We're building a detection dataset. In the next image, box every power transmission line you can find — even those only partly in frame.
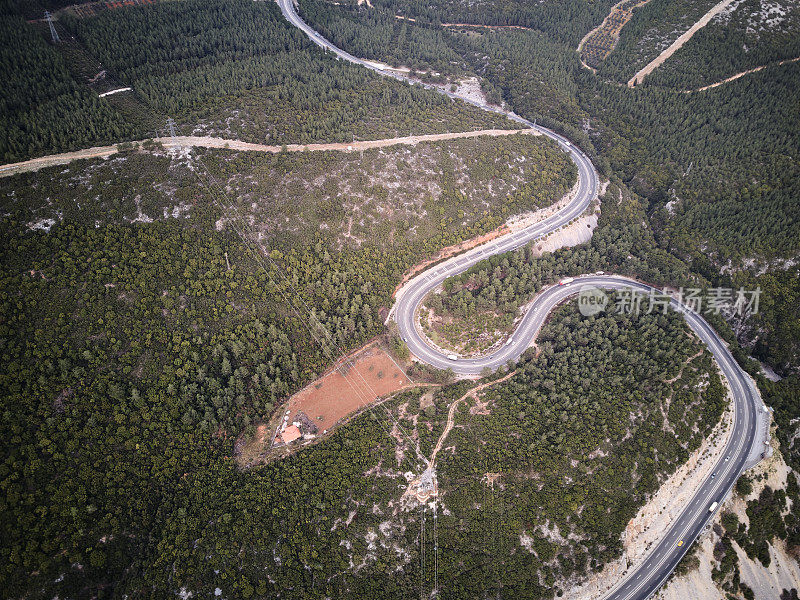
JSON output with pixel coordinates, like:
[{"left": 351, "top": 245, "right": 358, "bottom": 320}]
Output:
[
  {"left": 420, "top": 502, "right": 426, "bottom": 600},
  {"left": 44, "top": 11, "right": 60, "bottom": 44},
  {"left": 32, "top": 13, "right": 447, "bottom": 579},
  {"left": 16, "top": 7, "right": 544, "bottom": 596},
  {"left": 34, "top": 9, "right": 427, "bottom": 466},
  {"left": 196, "top": 164, "right": 422, "bottom": 452},
  {"left": 24, "top": 12, "right": 439, "bottom": 475},
  {"left": 184, "top": 143, "right": 427, "bottom": 464},
  {"left": 433, "top": 495, "right": 439, "bottom": 597}
]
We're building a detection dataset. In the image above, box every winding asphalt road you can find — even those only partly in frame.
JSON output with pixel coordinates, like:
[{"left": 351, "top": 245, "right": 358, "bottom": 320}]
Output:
[
  {"left": 399, "top": 276, "right": 761, "bottom": 600},
  {"left": 419, "top": 275, "right": 760, "bottom": 600},
  {"left": 276, "top": 1, "right": 764, "bottom": 597}
]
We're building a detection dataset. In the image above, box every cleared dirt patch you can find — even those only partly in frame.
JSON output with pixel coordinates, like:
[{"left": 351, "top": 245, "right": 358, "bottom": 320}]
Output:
[
  {"left": 284, "top": 344, "right": 412, "bottom": 434},
  {"left": 237, "top": 343, "right": 416, "bottom": 467}
]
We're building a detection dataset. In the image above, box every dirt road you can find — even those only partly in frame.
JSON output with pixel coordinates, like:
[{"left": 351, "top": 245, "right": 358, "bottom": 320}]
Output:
[
  {"left": 628, "top": 0, "right": 738, "bottom": 87},
  {"left": 685, "top": 56, "right": 800, "bottom": 92},
  {"left": 0, "top": 128, "right": 535, "bottom": 178},
  {"left": 429, "top": 370, "right": 517, "bottom": 467},
  {"left": 393, "top": 15, "right": 531, "bottom": 29}
]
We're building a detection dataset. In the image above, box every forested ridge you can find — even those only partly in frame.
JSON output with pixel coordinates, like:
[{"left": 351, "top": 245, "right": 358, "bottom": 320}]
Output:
[
  {"left": 61, "top": 0, "right": 511, "bottom": 142},
  {"left": 299, "top": 0, "right": 466, "bottom": 77},
  {"left": 1, "top": 129, "right": 746, "bottom": 596},
  {"left": 368, "top": 0, "right": 614, "bottom": 45},
  {"left": 583, "top": 63, "right": 800, "bottom": 262},
  {"left": 0, "top": 5, "right": 135, "bottom": 162},
  {"left": 2, "top": 0, "right": 800, "bottom": 596},
  {"left": 297, "top": 0, "right": 610, "bottom": 77},
  {"left": 1, "top": 0, "right": 510, "bottom": 161},
  {"left": 0, "top": 197, "right": 728, "bottom": 596},
  {"left": 0, "top": 212, "right": 399, "bottom": 597},
  {"left": 298, "top": 0, "right": 799, "bottom": 258},
  {"left": 297, "top": 0, "right": 800, "bottom": 371},
  {"left": 643, "top": 0, "right": 800, "bottom": 89},
  {"left": 0, "top": 129, "right": 576, "bottom": 597},
  {"left": 391, "top": 299, "right": 727, "bottom": 597}
]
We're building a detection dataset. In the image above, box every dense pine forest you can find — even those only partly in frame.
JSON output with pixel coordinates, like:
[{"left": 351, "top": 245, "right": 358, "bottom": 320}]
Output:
[
  {"left": 2, "top": 0, "right": 800, "bottom": 597},
  {"left": 642, "top": 0, "right": 800, "bottom": 89},
  {"left": 373, "top": 0, "right": 615, "bottom": 45},
  {"left": 298, "top": 0, "right": 800, "bottom": 371},
  {"left": 0, "top": 185, "right": 730, "bottom": 597},
  {"left": 0, "top": 0, "right": 511, "bottom": 161},
  {"left": 0, "top": 7, "right": 135, "bottom": 162}
]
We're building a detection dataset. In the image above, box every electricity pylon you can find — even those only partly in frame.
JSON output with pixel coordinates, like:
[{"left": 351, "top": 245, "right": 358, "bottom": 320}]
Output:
[{"left": 45, "top": 11, "right": 60, "bottom": 44}]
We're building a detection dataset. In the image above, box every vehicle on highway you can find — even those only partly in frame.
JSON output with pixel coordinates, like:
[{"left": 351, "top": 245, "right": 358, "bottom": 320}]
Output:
[
  {"left": 595, "top": 271, "right": 605, "bottom": 275},
  {"left": 711, "top": 472, "right": 716, "bottom": 479},
  {"left": 505, "top": 338, "right": 514, "bottom": 346},
  {"left": 447, "top": 354, "right": 458, "bottom": 360},
  {"left": 725, "top": 455, "right": 730, "bottom": 461},
  {"left": 677, "top": 540, "right": 684, "bottom": 547},
  {"left": 709, "top": 501, "right": 719, "bottom": 512},
  {"left": 558, "top": 277, "right": 575, "bottom": 285}
]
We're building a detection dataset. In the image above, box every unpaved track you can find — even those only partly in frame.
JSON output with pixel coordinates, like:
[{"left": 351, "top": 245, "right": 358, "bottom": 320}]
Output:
[
  {"left": 429, "top": 369, "right": 517, "bottom": 467},
  {"left": 628, "top": 0, "right": 738, "bottom": 86},
  {"left": 440, "top": 22, "right": 530, "bottom": 30},
  {"left": 685, "top": 56, "right": 800, "bottom": 92},
  {"left": 394, "top": 15, "right": 531, "bottom": 29},
  {"left": 0, "top": 128, "right": 533, "bottom": 178}
]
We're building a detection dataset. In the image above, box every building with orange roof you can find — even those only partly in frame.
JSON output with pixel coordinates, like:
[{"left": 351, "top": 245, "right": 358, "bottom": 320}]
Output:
[{"left": 280, "top": 424, "right": 302, "bottom": 444}]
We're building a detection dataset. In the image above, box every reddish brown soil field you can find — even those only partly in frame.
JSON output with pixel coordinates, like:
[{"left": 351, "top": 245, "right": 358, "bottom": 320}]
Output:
[{"left": 284, "top": 344, "right": 412, "bottom": 434}]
